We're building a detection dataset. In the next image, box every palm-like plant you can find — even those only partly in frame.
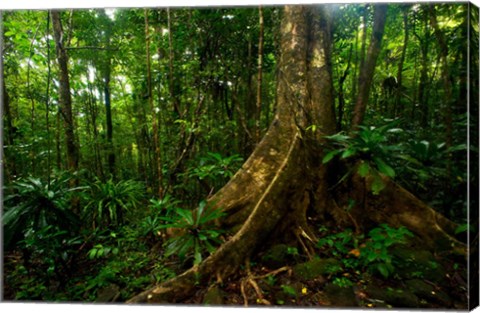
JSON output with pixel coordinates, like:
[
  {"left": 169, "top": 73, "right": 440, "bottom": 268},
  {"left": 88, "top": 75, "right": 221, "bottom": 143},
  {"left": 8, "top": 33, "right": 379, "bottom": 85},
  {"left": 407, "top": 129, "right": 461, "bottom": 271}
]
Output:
[
  {"left": 160, "top": 200, "right": 225, "bottom": 265},
  {"left": 83, "top": 178, "right": 144, "bottom": 229},
  {"left": 2, "top": 173, "right": 84, "bottom": 251},
  {"left": 322, "top": 120, "right": 404, "bottom": 194}
]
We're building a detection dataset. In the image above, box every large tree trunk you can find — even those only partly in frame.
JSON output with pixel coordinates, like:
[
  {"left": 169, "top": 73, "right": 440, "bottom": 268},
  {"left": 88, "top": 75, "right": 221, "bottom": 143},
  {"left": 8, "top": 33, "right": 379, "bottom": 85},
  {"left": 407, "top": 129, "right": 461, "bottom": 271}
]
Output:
[{"left": 128, "top": 5, "right": 465, "bottom": 304}]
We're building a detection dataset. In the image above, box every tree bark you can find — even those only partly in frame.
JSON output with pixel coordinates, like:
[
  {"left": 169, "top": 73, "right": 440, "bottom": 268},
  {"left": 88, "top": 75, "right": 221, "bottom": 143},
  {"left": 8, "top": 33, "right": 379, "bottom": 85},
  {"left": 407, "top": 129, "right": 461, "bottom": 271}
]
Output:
[
  {"left": 351, "top": 4, "right": 388, "bottom": 128},
  {"left": 337, "top": 43, "right": 353, "bottom": 131},
  {"left": 51, "top": 10, "right": 79, "bottom": 173}
]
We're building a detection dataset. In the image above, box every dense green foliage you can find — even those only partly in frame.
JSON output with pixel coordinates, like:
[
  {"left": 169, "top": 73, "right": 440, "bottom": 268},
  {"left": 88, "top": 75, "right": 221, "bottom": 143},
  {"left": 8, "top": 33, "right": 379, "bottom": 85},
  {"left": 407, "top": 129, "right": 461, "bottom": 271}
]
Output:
[{"left": 2, "top": 3, "right": 477, "bottom": 304}]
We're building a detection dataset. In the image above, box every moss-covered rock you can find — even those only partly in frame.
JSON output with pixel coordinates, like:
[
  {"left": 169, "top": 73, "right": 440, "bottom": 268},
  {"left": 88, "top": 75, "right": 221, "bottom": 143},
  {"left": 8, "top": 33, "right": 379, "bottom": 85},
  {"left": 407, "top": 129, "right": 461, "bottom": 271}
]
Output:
[
  {"left": 95, "top": 284, "right": 120, "bottom": 302},
  {"left": 392, "top": 247, "right": 447, "bottom": 283},
  {"left": 366, "top": 285, "right": 419, "bottom": 308},
  {"left": 293, "top": 258, "right": 342, "bottom": 281},
  {"left": 203, "top": 285, "right": 225, "bottom": 305},
  {"left": 324, "top": 284, "right": 358, "bottom": 307},
  {"left": 405, "top": 279, "right": 452, "bottom": 307},
  {"left": 261, "top": 244, "right": 300, "bottom": 268}
]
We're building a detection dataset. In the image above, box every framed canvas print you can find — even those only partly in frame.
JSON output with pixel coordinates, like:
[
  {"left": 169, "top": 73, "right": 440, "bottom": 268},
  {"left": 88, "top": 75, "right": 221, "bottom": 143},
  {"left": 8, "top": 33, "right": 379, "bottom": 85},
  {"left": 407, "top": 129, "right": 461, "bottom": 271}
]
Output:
[{"left": 1, "top": 0, "right": 478, "bottom": 310}]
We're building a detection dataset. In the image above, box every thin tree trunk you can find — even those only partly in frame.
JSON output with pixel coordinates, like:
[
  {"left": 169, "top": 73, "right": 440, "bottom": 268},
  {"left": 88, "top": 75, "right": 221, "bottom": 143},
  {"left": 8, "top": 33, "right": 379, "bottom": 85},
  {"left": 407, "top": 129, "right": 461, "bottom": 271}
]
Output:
[
  {"left": 255, "top": 6, "right": 264, "bottom": 143},
  {"left": 55, "top": 106, "right": 62, "bottom": 169},
  {"left": 2, "top": 80, "right": 14, "bottom": 147},
  {"left": 87, "top": 81, "right": 104, "bottom": 178},
  {"left": 394, "top": 7, "right": 409, "bottom": 118},
  {"left": 104, "top": 65, "right": 115, "bottom": 177},
  {"left": 428, "top": 5, "right": 454, "bottom": 194},
  {"left": 100, "top": 10, "right": 116, "bottom": 178},
  {"left": 51, "top": 10, "right": 79, "bottom": 173},
  {"left": 167, "top": 8, "right": 181, "bottom": 118},
  {"left": 1, "top": 12, "right": 16, "bottom": 182},
  {"left": 26, "top": 24, "right": 41, "bottom": 176},
  {"left": 416, "top": 10, "right": 430, "bottom": 126},
  {"left": 351, "top": 4, "right": 388, "bottom": 128},
  {"left": 45, "top": 11, "right": 52, "bottom": 185},
  {"left": 145, "top": 9, "right": 164, "bottom": 197},
  {"left": 454, "top": 8, "right": 468, "bottom": 115},
  {"left": 337, "top": 43, "right": 353, "bottom": 131},
  {"left": 359, "top": 5, "right": 368, "bottom": 77},
  {"left": 244, "top": 37, "right": 255, "bottom": 156},
  {"left": 350, "top": 20, "right": 359, "bottom": 112}
]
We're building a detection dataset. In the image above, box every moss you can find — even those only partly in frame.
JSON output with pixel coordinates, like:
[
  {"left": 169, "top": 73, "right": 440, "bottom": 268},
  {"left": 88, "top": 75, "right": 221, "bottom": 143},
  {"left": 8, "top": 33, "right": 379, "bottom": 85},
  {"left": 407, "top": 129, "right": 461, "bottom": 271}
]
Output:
[
  {"left": 95, "top": 284, "right": 120, "bottom": 303},
  {"left": 293, "top": 258, "right": 341, "bottom": 280},
  {"left": 405, "top": 279, "right": 452, "bottom": 307},
  {"left": 324, "top": 284, "right": 357, "bottom": 307},
  {"left": 366, "top": 285, "right": 419, "bottom": 308},
  {"left": 393, "top": 247, "right": 447, "bottom": 283},
  {"left": 261, "top": 244, "right": 299, "bottom": 268},
  {"left": 203, "top": 285, "right": 224, "bottom": 305}
]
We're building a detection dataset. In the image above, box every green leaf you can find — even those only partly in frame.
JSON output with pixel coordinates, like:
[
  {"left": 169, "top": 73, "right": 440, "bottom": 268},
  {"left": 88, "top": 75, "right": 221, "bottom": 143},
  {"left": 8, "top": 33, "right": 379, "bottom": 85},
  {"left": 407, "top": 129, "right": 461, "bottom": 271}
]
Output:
[
  {"left": 176, "top": 209, "right": 194, "bottom": 225},
  {"left": 371, "top": 175, "right": 386, "bottom": 195},
  {"left": 357, "top": 162, "right": 370, "bottom": 177},
  {"left": 387, "top": 128, "right": 403, "bottom": 133},
  {"left": 322, "top": 150, "right": 341, "bottom": 164},
  {"left": 448, "top": 144, "right": 468, "bottom": 152},
  {"left": 88, "top": 249, "right": 98, "bottom": 259},
  {"left": 196, "top": 200, "right": 206, "bottom": 225},
  {"left": 341, "top": 147, "right": 357, "bottom": 159},
  {"left": 455, "top": 224, "right": 469, "bottom": 234},
  {"left": 377, "top": 263, "right": 390, "bottom": 278},
  {"left": 324, "top": 133, "right": 351, "bottom": 142},
  {"left": 281, "top": 285, "right": 297, "bottom": 296},
  {"left": 4, "top": 30, "right": 16, "bottom": 37},
  {"left": 373, "top": 157, "right": 395, "bottom": 178},
  {"left": 194, "top": 243, "right": 202, "bottom": 265},
  {"left": 395, "top": 154, "right": 422, "bottom": 166}
]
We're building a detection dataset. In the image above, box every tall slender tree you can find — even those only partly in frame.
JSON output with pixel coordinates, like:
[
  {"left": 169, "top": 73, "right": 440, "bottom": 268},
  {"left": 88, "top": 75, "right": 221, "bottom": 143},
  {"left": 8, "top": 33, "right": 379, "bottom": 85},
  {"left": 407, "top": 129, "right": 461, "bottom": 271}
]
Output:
[
  {"left": 394, "top": 6, "right": 409, "bottom": 117},
  {"left": 255, "top": 6, "right": 264, "bottom": 143},
  {"left": 145, "top": 9, "right": 164, "bottom": 197},
  {"left": 51, "top": 10, "right": 79, "bottom": 173},
  {"left": 351, "top": 4, "right": 388, "bottom": 128}
]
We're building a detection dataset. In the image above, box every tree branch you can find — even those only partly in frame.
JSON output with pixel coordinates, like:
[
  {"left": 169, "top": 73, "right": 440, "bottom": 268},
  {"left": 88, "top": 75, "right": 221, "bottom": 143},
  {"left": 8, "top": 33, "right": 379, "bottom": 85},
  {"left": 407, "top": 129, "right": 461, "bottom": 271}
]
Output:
[{"left": 65, "top": 46, "right": 119, "bottom": 51}]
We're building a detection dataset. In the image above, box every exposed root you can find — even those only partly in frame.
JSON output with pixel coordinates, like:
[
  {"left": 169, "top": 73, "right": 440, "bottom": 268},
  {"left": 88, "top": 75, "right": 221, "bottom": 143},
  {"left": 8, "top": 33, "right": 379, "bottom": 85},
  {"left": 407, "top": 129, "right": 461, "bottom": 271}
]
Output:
[
  {"left": 240, "top": 261, "right": 291, "bottom": 306},
  {"left": 240, "top": 279, "right": 248, "bottom": 306},
  {"left": 295, "top": 229, "right": 314, "bottom": 260},
  {"left": 344, "top": 172, "right": 467, "bottom": 256},
  {"left": 127, "top": 133, "right": 302, "bottom": 304}
]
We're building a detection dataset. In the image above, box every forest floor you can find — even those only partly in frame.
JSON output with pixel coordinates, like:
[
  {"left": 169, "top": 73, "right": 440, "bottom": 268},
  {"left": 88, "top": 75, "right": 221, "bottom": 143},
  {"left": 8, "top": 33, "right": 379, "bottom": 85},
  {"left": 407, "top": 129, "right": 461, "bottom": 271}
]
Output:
[
  {"left": 182, "top": 241, "right": 469, "bottom": 309},
  {"left": 3, "top": 232, "right": 468, "bottom": 309}
]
